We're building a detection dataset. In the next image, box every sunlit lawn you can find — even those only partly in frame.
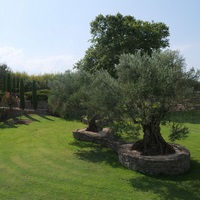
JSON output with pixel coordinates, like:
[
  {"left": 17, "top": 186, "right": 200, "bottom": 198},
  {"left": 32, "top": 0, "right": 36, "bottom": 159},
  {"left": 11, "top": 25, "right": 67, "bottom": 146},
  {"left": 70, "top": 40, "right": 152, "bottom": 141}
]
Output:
[{"left": 0, "top": 112, "right": 200, "bottom": 200}]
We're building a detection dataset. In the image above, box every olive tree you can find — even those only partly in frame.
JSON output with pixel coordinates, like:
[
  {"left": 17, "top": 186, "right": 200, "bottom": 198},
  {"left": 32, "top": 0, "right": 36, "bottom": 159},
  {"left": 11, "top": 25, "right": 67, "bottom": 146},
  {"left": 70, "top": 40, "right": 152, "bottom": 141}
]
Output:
[
  {"left": 116, "top": 50, "right": 199, "bottom": 155},
  {"left": 48, "top": 70, "right": 122, "bottom": 132},
  {"left": 48, "top": 71, "right": 91, "bottom": 119},
  {"left": 81, "top": 70, "right": 122, "bottom": 132}
]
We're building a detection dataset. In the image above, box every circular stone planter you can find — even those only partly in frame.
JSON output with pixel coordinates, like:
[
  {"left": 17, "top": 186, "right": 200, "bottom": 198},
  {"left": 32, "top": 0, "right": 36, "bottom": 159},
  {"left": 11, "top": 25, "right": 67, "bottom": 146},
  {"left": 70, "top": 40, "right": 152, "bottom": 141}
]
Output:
[
  {"left": 118, "top": 144, "right": 190, "bottom": 175},
  {"left": 73, "top": 129, "right": 190, "bottom": 175}
]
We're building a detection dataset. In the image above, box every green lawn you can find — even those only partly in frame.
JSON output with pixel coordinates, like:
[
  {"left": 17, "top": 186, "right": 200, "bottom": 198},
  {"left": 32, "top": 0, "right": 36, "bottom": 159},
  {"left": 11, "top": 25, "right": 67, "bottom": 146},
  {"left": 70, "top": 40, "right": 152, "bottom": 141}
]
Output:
[{"left": 0, "top": 112, "right": 200, "bottom": 200}]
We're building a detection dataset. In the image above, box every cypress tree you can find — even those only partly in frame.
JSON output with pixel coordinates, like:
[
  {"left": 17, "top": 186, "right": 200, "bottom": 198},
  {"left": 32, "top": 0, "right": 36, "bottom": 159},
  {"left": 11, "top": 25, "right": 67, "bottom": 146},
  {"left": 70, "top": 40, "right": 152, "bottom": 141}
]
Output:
[
  {"left": 19, "top": 78, "right": 25, "bottom": 110},
  {"left": 12, "top": 76, "right": 16, "bottom": 93},
  {"left": 7, "top": 73, "right": 12, "bottom": 94},
  {"left": 16, "top": 77, "right": 20, "bottom": 93},
  {"left": 2, "top": 74, "right": 7, "bottom": 92},
  {"left": 32, "top": 80, "right": 38, "bottom": 110}
]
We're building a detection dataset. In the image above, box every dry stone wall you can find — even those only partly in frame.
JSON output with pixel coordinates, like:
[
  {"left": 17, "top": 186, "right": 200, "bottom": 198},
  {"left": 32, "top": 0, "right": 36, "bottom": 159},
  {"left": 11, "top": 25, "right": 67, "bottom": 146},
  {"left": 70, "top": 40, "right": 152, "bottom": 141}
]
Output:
[
  {"left": 73, "top": 128, "right": 190, "bottom": 175},
  {"left": 118, "top": 143, "right": 190, "bottom": 175}
]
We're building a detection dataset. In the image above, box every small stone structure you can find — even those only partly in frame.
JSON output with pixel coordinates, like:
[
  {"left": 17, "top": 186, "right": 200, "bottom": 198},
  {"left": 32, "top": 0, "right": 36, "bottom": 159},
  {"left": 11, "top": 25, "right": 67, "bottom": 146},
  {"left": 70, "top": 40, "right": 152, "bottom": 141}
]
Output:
[{"left": 73, "top": 128, "right": 190, "bottom": 175}]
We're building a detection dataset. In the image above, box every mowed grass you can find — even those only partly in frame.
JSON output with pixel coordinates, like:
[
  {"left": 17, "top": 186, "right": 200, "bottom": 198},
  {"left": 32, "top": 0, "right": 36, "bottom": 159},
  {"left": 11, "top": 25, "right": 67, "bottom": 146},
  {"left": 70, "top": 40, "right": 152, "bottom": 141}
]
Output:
[{"left": 0, "top": 112, "right": 200, "bottom": 200}]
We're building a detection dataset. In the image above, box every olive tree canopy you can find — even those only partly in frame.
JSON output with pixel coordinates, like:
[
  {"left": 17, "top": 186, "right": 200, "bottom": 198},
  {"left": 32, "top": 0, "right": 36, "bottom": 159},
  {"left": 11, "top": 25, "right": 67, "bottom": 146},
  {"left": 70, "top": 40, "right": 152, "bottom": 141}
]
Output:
[
  {"left": 48, "top": 70, "right": 122, "bottom": 132},
  {"left": 116, "top": 50, "right": 199, "bottom": 155}
]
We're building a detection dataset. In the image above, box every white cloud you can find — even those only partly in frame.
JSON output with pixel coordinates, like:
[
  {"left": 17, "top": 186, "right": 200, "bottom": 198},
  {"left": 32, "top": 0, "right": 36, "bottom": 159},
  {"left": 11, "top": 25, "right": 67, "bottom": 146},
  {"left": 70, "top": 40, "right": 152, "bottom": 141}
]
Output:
[
  {"left": 25, "top": 55, "right": 76, "bottom": 74},
  {"left": 0, "top": 46, "right": 77, "bottom": 74},
  {"left": 171, "top": 44, "right": 192, "bottom": 52},
  {"left": 0, "top": 46, "right": 24, "bottom": 65}
]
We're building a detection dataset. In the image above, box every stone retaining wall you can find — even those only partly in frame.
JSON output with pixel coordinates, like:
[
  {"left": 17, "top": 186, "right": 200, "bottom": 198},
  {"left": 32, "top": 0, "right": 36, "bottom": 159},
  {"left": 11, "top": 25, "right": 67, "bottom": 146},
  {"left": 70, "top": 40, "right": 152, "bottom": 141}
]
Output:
[
  {"left": 73, "top": 128, "right": 121, "bottom": 152},
  {"left": 73, "top": 128, "right": 190, "bottom": 175},
  {"left": 118, "top": 143, "right": 190, "bottom": 175}
]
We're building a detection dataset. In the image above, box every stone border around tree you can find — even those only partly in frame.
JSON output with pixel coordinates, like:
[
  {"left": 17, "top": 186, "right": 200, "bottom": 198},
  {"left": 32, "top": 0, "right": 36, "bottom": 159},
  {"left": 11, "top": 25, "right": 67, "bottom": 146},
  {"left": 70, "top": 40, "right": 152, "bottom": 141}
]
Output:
[
  {"left": 73, "top": 128, "right": 190, "bottom": 175},
  {"left": 118, "top": 143, "right": 190, "bottom": 175}
]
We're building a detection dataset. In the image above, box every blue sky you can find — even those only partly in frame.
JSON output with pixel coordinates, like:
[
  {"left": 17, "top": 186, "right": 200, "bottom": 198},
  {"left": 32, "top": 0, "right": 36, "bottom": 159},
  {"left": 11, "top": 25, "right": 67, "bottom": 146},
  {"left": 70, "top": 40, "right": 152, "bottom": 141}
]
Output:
[{"left": 0, "top": 0, "right": 199, "bottom": 74}]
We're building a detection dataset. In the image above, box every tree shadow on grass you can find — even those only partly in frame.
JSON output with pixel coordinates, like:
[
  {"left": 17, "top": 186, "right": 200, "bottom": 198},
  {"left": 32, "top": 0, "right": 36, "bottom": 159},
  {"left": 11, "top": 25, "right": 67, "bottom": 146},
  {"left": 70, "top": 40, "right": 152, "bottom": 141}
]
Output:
[
  {"left": 0, "top": 121, "right": 18, "bottom": 129},
  {"left": 70, "top": 140, "right": 100, "bottom": 149},
  {"left": 70, "top": 140, "right": 121, "bottom": 168},
  {"left": 0, "top": 116, "right": 32, "bottom": 129},
  {"left": 37, "top": 114, "right": 54, "bottom": 121},
  {"left": 129, "top": 159, "right": 200, "bottom": 200},
  {"left": 24, "top": 114, "right": 41, "bottom": 122}
]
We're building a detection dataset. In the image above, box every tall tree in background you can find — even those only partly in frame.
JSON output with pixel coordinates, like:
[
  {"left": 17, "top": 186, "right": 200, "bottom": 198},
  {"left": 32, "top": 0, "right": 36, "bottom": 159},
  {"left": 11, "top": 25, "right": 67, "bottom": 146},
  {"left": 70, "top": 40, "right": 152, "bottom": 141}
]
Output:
[
  {"left": 6, "top": 73, "right": 12, "bottom": 94},
  {"left": 75, "top": 13, "right": 170, "bottom": 77},
  {"left": 32, "top": 80, "right": 38, "bottom": 110},
  {"left": 12, "top": 76, "right": 16, "bottom": 93},
  {"left": 19, "top": 79, "right": 25, "bottom": 110},
  {"left": 0, "top": 64, "right": 10, "bottom": 92}
]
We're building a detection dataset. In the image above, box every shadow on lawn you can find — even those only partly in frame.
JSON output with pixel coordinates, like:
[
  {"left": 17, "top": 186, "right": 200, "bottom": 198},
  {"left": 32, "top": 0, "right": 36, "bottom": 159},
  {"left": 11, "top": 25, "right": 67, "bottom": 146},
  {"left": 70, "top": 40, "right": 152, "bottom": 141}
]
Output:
[
  {"left": 0, "top": 114, "right": 54, "bottom": 129},
  {"left": 22, "top": 114, "right": 54, "bottom": 122},
  {"left": 129, "top": 159, "right": 200, "bottom": 200},
  {"left": 24, "top": 114, "right": 41, "bottom": 122},
  {"left": 0, "top": 121, "right": 17, "bottom": 129},
  {"left": 71, "top": 140, "right": 121, "bottom": 168},
  {"left": 37, "top": 114, "right": 54, "bottom": 121},
  {"left": 72, "top": 139, "right": 200, "bottom": 199}
]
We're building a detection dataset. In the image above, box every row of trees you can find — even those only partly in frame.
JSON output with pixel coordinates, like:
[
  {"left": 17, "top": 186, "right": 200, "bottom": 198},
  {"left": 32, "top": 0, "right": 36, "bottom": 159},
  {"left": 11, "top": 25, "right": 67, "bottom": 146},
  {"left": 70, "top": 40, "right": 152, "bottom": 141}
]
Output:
[
  {"left": 0, "top": 64, "right": 53, "bottom": 93},
  {"left": 0, "top": 64, "right": 55, "bottom": 120},
  {"left": 49, "top": 13, "right": 200, "bottom": 156},
  {"left": 19, "top": 79, "right": 38, "bottom": 110}
]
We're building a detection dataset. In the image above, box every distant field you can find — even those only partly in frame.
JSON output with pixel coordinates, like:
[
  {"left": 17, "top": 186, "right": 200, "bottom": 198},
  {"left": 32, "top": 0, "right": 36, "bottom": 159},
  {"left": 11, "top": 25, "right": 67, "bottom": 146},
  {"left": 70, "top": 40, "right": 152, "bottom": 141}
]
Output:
[{"left": 0, "top": 112, "right": 200, "bottom": 200}]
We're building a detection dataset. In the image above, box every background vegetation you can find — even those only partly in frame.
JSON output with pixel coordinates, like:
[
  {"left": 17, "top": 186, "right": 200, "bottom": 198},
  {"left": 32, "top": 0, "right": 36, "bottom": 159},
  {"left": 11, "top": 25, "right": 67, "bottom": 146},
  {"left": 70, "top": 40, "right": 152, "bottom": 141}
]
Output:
[{"left": 0, "top": 63, "right": 55, "bottom": 120}]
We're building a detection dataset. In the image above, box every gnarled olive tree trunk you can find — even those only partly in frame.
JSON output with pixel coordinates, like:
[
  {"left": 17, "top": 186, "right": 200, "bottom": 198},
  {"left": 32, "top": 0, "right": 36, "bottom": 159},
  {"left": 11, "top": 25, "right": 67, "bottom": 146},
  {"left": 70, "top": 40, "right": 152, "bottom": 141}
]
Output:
[
  {"left": 86, "top": 115, "right": 99, "bottom": 132},
  {"left": 132, "top": 117, "right": 175, "bottom": 155}
]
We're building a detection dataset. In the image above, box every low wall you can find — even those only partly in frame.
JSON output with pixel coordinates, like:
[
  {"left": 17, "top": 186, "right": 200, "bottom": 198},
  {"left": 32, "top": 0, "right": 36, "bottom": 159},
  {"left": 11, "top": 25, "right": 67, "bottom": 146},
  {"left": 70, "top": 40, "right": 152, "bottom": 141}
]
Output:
[
  {"left": 73, "top": 129, "right": 190, "bottom": 175},
  {"left": 73, "top": 128, "right": 121, "bottom": 152},
  {"left": 118, "top": 143, "right": 190, "bottom": 175}
]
